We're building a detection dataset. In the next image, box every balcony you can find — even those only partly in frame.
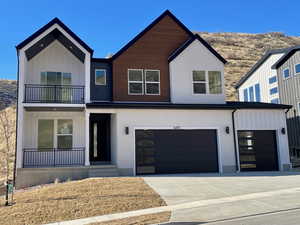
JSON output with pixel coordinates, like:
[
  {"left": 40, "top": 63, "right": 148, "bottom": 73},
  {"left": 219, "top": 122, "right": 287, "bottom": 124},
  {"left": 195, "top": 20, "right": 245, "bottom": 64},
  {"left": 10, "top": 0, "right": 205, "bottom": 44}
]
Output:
[
  {"left": 23, "top": 148, "right": 85, "bottom": 167},
  {"left": 24, "top": 84, "right": 85, "bottom": 104}
]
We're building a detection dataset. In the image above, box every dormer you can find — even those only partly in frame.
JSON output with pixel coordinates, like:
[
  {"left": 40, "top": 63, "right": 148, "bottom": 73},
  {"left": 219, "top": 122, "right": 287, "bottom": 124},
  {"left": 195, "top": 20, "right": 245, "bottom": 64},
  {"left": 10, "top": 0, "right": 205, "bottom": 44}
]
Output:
[{"left": 169, "top": 34, "right": 227, "bottom": 104}]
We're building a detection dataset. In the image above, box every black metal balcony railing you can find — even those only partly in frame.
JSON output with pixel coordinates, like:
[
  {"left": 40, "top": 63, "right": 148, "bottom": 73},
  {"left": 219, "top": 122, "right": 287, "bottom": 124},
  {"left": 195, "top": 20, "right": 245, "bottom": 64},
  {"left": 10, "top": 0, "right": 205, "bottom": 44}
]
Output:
[
  {"left": 24, "top": 84, "right": 85, "bottom": 104},
  {"left": 23, "top": 148, "right": 85, "bottom": 167}
]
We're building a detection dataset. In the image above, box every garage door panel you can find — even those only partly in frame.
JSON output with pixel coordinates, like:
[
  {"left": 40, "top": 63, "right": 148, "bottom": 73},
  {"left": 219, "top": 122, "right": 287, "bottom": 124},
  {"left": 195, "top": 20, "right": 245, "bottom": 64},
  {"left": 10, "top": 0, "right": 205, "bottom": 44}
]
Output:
[
  {"left": 238, "top": 130, "right": 278, "bottom": 171},
  {"left": 135, "top": 129, "right": 219, "bottom": 175}
]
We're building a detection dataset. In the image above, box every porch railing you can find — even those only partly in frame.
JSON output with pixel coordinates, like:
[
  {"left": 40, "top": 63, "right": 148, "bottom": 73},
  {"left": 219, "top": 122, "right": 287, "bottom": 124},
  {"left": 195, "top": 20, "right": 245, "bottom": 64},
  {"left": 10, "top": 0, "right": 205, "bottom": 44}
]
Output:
[
  {"left": 23, "top": 148, "right": 85, "bottom": 167},
  {"left": 24, "top": 84, "right": 85, "bottom": 104}
]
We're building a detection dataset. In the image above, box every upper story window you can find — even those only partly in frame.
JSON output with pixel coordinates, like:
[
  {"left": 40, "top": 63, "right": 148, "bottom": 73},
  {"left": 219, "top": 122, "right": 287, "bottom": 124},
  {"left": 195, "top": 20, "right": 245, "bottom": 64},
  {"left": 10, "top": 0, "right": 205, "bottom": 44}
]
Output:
[
  {"left": 249, "top": 86, "right": 254, "bottom": 101},
  {"left": 128, "top": 69, "right": 144, "bottom": 95},
  {"left": 95, "top": 69, "right": 106, "bottom": 85},
  {"left": 271, "top": 98, "right": 279, "bottom": 104},
  {"left": 41, "top": 72, "right": 71, "bottom": 85},
  {"left": 145, "top": 70, "right": 160, "bottom": 95},
  {"left": 295, "top": 64, "right": 300, "bottom": 75},
  {"left": 269, "top": 76, "right": 277, "bottom": 84},
  {"left": 283, "top": 68, "right": 290, "bottom": 79},
  {"left": 192, "top": 70, "right": 222, "bottom": 94},
  {"left": 270, "top": 87, "right": 278, "bottom": 95},
  {"left": 243, "top": 89, "right": 248, "bottom": 102},
  {"left": 127, "top": 69, "right": 160, "bottom": 95},
  {"left": 208, "top": 71, "right": 222, "bottom": 94},
  {"left": 192, "top": 71, "right": 206, "bottom": 94},
  {"left": 254, "top": 83, "right": 261, "bottom": 102}
]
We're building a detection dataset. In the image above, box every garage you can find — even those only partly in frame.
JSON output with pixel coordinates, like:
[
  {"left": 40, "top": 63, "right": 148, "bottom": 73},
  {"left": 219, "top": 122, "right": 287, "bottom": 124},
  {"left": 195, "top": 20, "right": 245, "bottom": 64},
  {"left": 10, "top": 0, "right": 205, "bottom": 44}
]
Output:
[
  {"left": 135, "top": 129, "right": 219, "bottom": 175},
  {"left": 238, "top": 130, "right": 279, "bottom": 171}
]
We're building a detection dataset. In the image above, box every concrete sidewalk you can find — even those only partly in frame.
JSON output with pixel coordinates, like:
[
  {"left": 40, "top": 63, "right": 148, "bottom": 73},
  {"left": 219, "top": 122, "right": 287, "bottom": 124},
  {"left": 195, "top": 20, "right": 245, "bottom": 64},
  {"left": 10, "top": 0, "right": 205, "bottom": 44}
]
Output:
[{"left": 45, "top": 186, "right": 300, "bottom": 225}]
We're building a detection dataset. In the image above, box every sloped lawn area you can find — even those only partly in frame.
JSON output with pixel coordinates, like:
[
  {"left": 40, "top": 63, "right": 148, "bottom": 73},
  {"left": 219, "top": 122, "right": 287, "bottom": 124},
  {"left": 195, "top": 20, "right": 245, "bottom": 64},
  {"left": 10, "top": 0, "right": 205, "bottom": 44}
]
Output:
[{"left": 0, "top": 177, "right": 169, "bottom": 225}]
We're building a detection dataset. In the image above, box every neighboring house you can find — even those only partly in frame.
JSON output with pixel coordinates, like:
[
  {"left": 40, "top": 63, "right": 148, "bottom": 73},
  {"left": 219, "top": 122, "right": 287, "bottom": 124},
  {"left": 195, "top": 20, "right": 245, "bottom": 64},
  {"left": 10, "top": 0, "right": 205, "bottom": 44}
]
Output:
[
  {"left": 236, "top": 48, "right": 288, "bottom": 104},
  {"left": 272, "top": 46, "right": 300, "bottom": 166},
  {"left": 15, "top": 10, "right": 292, "bottom": 188}
]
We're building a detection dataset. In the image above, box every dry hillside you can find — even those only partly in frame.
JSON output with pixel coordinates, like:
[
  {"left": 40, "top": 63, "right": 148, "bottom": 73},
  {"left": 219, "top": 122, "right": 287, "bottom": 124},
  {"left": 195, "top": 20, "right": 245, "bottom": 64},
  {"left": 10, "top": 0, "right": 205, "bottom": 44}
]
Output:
[{"left": 1, "top": 32, "right": 300, "bottom": 183}]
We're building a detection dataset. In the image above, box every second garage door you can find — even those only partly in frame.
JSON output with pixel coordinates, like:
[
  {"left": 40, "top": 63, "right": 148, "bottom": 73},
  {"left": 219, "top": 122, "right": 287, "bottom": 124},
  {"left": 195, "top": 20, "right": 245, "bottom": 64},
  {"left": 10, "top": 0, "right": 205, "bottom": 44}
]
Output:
[{"left": 135, "top": 129, "right": 219, "bottom": 175}]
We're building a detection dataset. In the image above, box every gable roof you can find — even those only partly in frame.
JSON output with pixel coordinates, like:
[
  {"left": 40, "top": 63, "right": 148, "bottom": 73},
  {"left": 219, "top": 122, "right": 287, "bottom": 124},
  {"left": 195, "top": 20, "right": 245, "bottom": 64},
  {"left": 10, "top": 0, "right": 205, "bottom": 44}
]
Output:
[
  {"left": 168, "top": 34, "right": 227, "bottom": 64},
  {"left": 111, "top": 10, "right": 194, "bottom": 60},
  {"left": 271, "top": 45, "right": 300, "bottom": 69},
  {"left": 235, "top": 48, "right": 289, "bottom": 89},
  {"left": 16, "top": 17, "right": 93, "bottom": 54}
]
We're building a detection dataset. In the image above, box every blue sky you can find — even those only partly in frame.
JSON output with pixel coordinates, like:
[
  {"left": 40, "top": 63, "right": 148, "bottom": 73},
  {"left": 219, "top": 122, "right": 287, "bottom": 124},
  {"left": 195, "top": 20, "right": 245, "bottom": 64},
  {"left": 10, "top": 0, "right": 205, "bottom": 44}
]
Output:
[{"left": 1, "top": 0, "right": 299, "bottom": 80}]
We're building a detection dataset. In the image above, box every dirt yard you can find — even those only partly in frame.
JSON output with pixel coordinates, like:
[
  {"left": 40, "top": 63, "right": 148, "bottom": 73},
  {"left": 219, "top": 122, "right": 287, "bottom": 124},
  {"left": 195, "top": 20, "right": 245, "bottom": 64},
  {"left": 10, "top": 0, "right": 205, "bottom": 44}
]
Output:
[{"left": 0, "top": 177, "right": 169, "bottom": 225}]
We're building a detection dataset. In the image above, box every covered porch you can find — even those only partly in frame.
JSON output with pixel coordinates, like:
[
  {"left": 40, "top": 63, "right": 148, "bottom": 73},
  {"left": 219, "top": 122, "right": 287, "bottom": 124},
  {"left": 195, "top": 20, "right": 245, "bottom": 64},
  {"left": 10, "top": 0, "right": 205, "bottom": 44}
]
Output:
[{"left": 21, "top": 109, "right": 87, "bottom": 168}]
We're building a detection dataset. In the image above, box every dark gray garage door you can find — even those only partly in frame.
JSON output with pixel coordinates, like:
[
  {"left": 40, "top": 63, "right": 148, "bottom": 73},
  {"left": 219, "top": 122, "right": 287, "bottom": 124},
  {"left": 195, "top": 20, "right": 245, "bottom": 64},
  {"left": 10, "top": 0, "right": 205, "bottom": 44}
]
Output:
[
  {"left": 135, "top": 129, "right": 219, "bottom": 175},
  {"left": 238, "top": 130, "right": 279, "bottom": 171}
]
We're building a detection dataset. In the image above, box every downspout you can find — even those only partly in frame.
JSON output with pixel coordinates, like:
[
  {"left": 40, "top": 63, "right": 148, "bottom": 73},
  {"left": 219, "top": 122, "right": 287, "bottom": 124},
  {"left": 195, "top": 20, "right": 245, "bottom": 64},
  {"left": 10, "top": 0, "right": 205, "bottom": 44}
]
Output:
[
  {"left": 232, "top": 109, "right": 239, "bottom": 172},
  {"left": 13, "top": 49, "right": 20, "bottom": 186}
]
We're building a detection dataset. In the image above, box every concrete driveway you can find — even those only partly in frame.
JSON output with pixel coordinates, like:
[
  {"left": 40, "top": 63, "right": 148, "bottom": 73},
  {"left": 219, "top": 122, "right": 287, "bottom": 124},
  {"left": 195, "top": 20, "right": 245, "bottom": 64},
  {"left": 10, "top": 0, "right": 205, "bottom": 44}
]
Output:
[{"left": 143, "top": 172, "right": 300, "bottom": 223}]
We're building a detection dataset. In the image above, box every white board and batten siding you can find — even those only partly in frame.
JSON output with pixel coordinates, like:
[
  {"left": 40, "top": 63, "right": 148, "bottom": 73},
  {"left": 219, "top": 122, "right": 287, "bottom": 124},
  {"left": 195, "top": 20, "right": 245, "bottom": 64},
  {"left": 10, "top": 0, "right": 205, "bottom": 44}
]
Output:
[
  {"left": 169, "top": 39, "right": 225, "bottom": 104},
  {"left": 238, "top": 53, "right": 284, "bottom": 103},
  {"left": 26, "top": 40, "right": 85, "bottom": 86},
  {"left": 235, "top": 109, "right": 291, "bottom": 169}
]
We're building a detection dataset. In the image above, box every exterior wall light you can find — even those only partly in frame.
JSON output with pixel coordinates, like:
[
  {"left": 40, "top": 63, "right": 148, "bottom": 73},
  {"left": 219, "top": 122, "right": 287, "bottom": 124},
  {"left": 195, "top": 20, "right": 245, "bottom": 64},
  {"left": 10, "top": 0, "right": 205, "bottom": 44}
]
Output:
[
  {"left": 281, "top": 128, "right": 286, "bottom": 135},
  {"left": 125, "top": 126, "right": 129, "bottom": 135},
  {"left": 225, "top": 126, "right": 230, "bottom": 134}
]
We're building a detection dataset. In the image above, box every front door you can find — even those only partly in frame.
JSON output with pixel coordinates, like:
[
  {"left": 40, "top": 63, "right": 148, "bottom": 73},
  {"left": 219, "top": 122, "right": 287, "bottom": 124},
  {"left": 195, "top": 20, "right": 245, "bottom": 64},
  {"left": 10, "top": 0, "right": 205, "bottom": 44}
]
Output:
[{"left": 89, "top": 114, "right": 111, "bottom": 163}]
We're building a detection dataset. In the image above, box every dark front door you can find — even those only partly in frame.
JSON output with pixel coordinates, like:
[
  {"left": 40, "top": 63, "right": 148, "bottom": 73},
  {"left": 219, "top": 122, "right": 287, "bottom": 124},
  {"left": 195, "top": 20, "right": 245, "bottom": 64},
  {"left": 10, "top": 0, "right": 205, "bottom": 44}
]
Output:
[
  {"left": 238, "top": 130, "right": 278, "bottom": 171},
  {"left": 135, "top": 129, "right": 219, "bottom": 175},
  {"left": 89, "top": 114, "right": 111, "bottom": 163}
]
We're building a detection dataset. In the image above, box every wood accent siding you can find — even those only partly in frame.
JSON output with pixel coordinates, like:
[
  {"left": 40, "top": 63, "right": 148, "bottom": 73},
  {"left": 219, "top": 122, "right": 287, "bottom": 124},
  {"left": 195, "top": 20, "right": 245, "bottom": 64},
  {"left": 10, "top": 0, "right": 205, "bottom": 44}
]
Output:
[{"left": 112, "top": 15, "right": 190, "bottom": 102}]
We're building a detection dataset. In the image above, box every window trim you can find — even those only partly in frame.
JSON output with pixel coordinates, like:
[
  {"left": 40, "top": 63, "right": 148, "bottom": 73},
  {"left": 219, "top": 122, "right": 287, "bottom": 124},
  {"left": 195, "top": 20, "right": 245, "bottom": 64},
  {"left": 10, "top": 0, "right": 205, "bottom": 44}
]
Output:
[
  {"left": 295, "top": 64, "right": 300, "bottom": 75},
  {"left": 269, "top": 87, "right": 278, "bottom": 95},
  {"left": 243, "top": 88, "right": 249, "bottom": 102},
  {"left": 283, "top": 67, "right": 290, "bottom": 80},
  {"left": 95, "top": 69, "right": 107, "bottom": 86},
  {"left": 144, "top": 69, "right": 160, "bottom": 95},
  {"left": 128, "top": 69, "right": 144, "bottom": 95},
  {"left": 208, "top": 71, "right": 222, "bottom": 95},
  {"left": 268, "top": 76, "right": 277, "bottom": 84},
  {"left": 37, "top": 119, "right": 73, "bottom": 149},
  {"left": 41, "top": 71, "right": 72, "bottom": 85},
  {"left": 57, "top": 119, "right": 73, "bottom": 149},
  {"left": 270, "top": 98, "right": 279, "bottom": 104},
  {"left": 192, "top": 70, "right": 208, "bottom": 95}
]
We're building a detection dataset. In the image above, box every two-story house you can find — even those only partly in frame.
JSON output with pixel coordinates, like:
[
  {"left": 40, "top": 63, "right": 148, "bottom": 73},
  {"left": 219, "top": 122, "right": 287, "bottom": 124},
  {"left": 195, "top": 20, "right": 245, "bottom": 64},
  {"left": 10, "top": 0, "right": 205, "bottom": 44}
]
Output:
[
  {"left": 15, "top": 10, "right": 292, "bottom": 188},
  {"left": 236, "top": 46, "right": 300, "bottom": 166},
  {"left": 271, "top": 46, "right": 300, "bottom": 165}
]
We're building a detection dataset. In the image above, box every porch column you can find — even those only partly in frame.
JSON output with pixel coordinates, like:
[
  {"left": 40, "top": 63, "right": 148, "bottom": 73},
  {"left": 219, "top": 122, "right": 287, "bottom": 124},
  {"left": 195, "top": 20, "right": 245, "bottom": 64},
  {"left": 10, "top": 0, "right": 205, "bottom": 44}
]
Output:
[{"left": 85, "top": 111, "right": 90, "bottom": 166}]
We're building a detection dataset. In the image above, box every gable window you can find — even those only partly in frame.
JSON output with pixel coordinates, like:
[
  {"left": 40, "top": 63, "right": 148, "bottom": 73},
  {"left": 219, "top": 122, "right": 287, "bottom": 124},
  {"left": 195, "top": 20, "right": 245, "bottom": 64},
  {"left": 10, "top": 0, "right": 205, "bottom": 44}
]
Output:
[
  {"left": 95, "top": 69, "right": 106, "bottom": 85},
  {"left": 243, "top": 89, "right": 248, "bottom": 102},
  {"left": 128, "top": 69, "right": 143, "bottom": 95},
  {"left": 254, "top": 83, "right": 261, "bottom": 102},
  {"left": 295, "top": 64, "right": 300, "bottom": 75},
  {"left": 283, "top": 68, "right": 290, "bottom": 79},
  {"left": 270, "top": 87, "right": 278, "bottom": 95},
  {"left": 249, "top": 86, "right": 254, "bottom": 101},
  {"left": 269, "top": 76, "right": 277, "bottom": 84},
  {"left": 208, "top": 71, "right": 222, "bottom": 94},
  {"left": 145, "top": 70, "right": 160, "bottom": 95},
  {"left": 192, "top": 71, "right": 206, "bottom": 94}
]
